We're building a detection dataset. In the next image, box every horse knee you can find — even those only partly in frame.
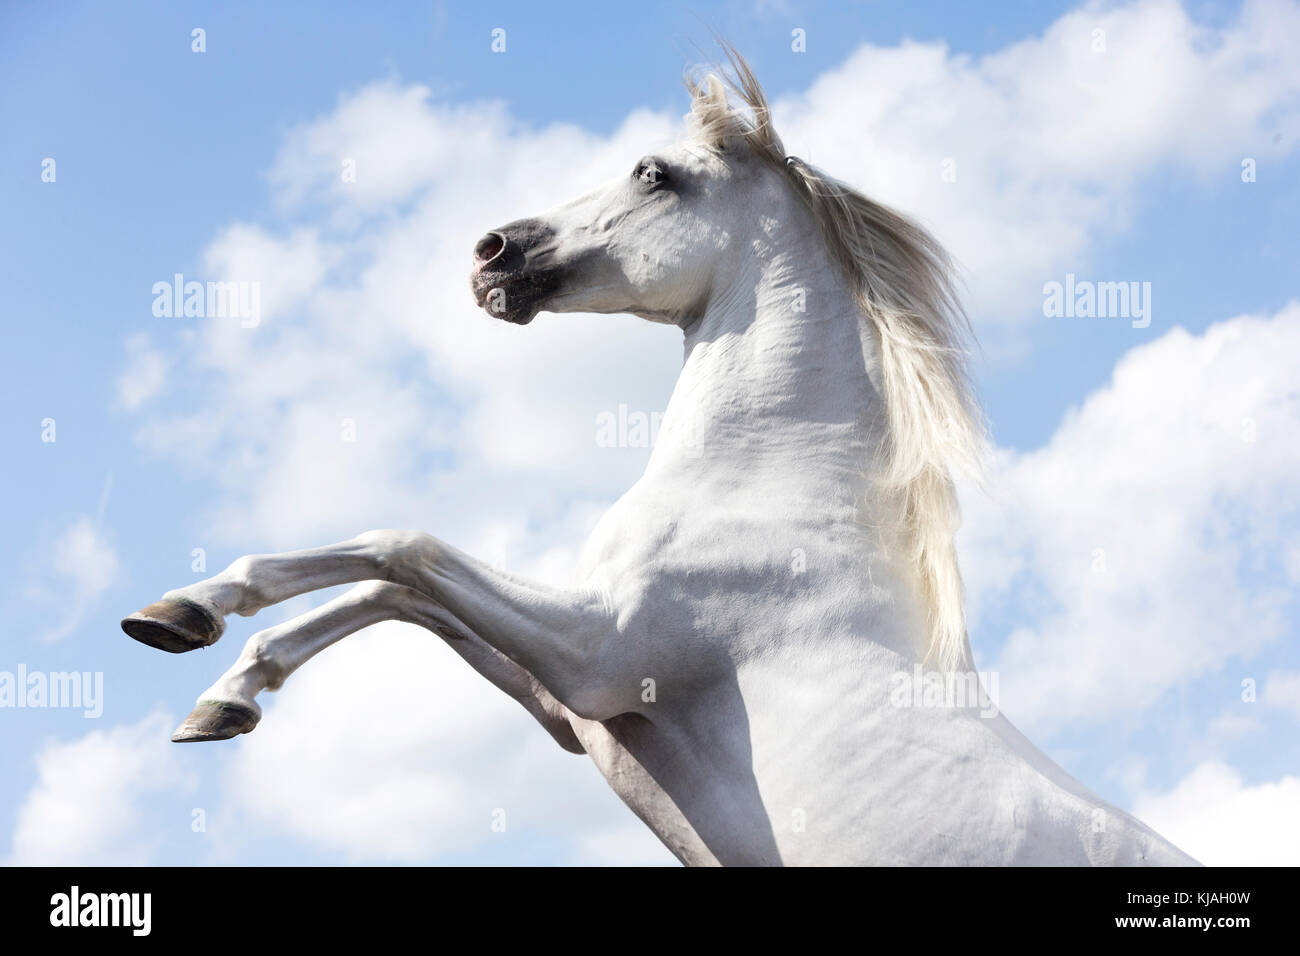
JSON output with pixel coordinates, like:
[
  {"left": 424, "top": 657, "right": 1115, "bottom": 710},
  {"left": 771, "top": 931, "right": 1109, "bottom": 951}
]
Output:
[{"left": 356, "top": 529, "right": 438, "bottom": 583}]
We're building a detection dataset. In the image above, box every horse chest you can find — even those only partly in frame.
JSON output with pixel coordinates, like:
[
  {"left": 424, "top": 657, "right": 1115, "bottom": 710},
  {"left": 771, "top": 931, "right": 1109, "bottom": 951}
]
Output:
[{"left": 577, "top": 488, "right": 891, "bottom": 691}]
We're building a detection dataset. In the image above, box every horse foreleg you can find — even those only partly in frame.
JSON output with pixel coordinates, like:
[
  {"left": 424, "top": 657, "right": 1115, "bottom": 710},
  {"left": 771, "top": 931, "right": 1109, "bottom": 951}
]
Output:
[
  {"left": 125, "top": 530, "right": 632, "bottom": 722},
  {"left": 122, "top": 532, "right": 408, "bottom": 653},
  {"left": 173, "top": 579, "right": 585, "bottom": 753}
]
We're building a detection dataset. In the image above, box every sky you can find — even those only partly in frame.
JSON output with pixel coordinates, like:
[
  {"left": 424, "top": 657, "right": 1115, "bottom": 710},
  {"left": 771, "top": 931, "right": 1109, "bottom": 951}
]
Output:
[{"left": 1, "top": 0, "right": 1298, "bottom": 866}]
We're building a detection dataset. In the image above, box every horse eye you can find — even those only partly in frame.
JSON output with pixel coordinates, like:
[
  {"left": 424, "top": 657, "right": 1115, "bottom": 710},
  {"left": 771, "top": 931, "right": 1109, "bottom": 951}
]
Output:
[{"left": 634, "top": 158, "right": 667, "bottom": 187}]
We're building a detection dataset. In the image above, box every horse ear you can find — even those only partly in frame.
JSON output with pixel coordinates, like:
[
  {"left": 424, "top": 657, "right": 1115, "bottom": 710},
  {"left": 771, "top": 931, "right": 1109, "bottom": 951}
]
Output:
[
  {"left": 688, "top": 73, "right": 738, "bottom": 149},
  {"left": 701, "top": 74, "right": 727, "bottom": 105}
]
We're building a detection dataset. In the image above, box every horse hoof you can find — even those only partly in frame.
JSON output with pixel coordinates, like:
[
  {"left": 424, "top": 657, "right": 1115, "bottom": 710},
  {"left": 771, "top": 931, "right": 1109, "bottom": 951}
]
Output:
[
  {"left": 122, "top": 597, "right": 224, "bottom": 653},
  {"left": 171, "top": 700, "right": 259, "bottom": 743}
]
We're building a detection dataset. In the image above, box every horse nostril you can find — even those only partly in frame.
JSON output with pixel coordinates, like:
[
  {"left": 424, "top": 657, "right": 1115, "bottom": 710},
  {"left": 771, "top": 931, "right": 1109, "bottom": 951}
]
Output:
[{"left": 474, "top": 232, "right": 506, "bottom": 268}]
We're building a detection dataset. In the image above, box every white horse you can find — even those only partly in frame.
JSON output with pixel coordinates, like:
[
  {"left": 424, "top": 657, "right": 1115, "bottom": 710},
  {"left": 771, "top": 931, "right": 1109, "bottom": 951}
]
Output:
[{"left": 124, "top": 53, "right": 1197, "bottom": 866}]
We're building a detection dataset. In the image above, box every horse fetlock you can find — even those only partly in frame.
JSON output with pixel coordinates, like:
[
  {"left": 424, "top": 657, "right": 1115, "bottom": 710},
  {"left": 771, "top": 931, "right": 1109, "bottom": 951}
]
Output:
[
  {"left": 243, "top": 637, "right": 290, "bottom": 692},
  {"left": 223, "top": 555, "right": 272, "bottom": 614}
]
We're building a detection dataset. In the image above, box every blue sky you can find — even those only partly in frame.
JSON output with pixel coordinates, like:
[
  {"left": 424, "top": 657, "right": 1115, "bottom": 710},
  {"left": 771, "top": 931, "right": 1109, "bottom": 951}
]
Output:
[{"left": 2, "top": 0, "right": 1298, "bottom": 865}]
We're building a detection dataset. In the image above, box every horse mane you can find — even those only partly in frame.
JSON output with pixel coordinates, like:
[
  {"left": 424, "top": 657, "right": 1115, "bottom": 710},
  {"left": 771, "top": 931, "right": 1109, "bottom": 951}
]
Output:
[{"left": 685, "top": 48, "right": 986, "bottom": 672}]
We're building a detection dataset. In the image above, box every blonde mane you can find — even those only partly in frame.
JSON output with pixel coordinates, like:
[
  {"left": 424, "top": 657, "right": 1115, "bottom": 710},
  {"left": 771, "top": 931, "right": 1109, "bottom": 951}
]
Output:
[{"left": 686, "top": 49, "right": 986, "bottom": 671}]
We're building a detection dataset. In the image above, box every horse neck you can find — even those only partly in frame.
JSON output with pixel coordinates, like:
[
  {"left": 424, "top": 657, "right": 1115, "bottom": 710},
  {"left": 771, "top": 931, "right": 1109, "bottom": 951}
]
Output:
[
  {"left": 649, "top": 233, "right": 887, "bottom": 502},
  {"left": 639, "top": 230, "right": 930, "bottom": 663}
]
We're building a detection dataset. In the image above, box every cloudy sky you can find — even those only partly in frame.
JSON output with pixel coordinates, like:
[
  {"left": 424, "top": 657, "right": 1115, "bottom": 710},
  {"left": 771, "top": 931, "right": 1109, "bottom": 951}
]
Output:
[{"left": 2, "top": 0, "right": 1298, "bottom": 866}]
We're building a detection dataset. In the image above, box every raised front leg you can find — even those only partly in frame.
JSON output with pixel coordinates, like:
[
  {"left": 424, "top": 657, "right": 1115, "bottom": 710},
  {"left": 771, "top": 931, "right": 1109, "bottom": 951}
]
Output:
[
  {"left": 122, "top": 532, "right": 410, "bottom": 652},
  {"left": 124, "top": 530, "right": 635, "bottom": 723},
  {"left": 173, "top": 580, "right": 584, "bottom": 752}
]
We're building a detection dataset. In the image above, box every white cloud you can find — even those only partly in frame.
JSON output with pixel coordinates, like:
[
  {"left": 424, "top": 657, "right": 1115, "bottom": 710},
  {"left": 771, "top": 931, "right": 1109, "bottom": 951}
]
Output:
[
  {"left": 6, "top": 711, "right": 195, "bottom": 865},
  {"left": 1205, "top": 709, "right": 1264, "bottom": 743},
  {"left": 1132, "top": 761, "right": 1300, "bottom": 865},
  {"left": 220, "top": 622, "right": 673, "bottom": 864},
  {"left": 201, "top": 225, "right": 335, "bottom": 326},
  {"left": 27, "top": 516, "right": 120, "bottom": 643},
  {"left": 115, "top": 333, "right": 169, "bottom": 410},
  {"left": 574, "top": 823, "right": 679, "bottom": 866},
  {"left": 961, "top": 303, "right": 1300, "bottom": 734},
  {"left": 132, "top": 75, "right": 684, "bottom": 552},
  {"left": 1262, "top": 669, "right": 1300, "bottom": 722},
  {"left": 772, "top": 0, "right": 1300, "bottom": 339}
]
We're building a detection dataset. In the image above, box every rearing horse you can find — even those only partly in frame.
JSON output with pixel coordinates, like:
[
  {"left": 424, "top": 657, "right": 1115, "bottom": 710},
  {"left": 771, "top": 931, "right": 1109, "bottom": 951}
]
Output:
[{"left": 123, "top": 53, "right": 1197, "bottom": 866}]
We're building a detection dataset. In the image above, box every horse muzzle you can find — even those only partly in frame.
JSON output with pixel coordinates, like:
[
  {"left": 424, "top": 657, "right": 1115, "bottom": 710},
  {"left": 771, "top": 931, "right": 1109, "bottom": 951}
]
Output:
[{"left": 470, "top": 219, "right": 562, "bottom": 326}]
